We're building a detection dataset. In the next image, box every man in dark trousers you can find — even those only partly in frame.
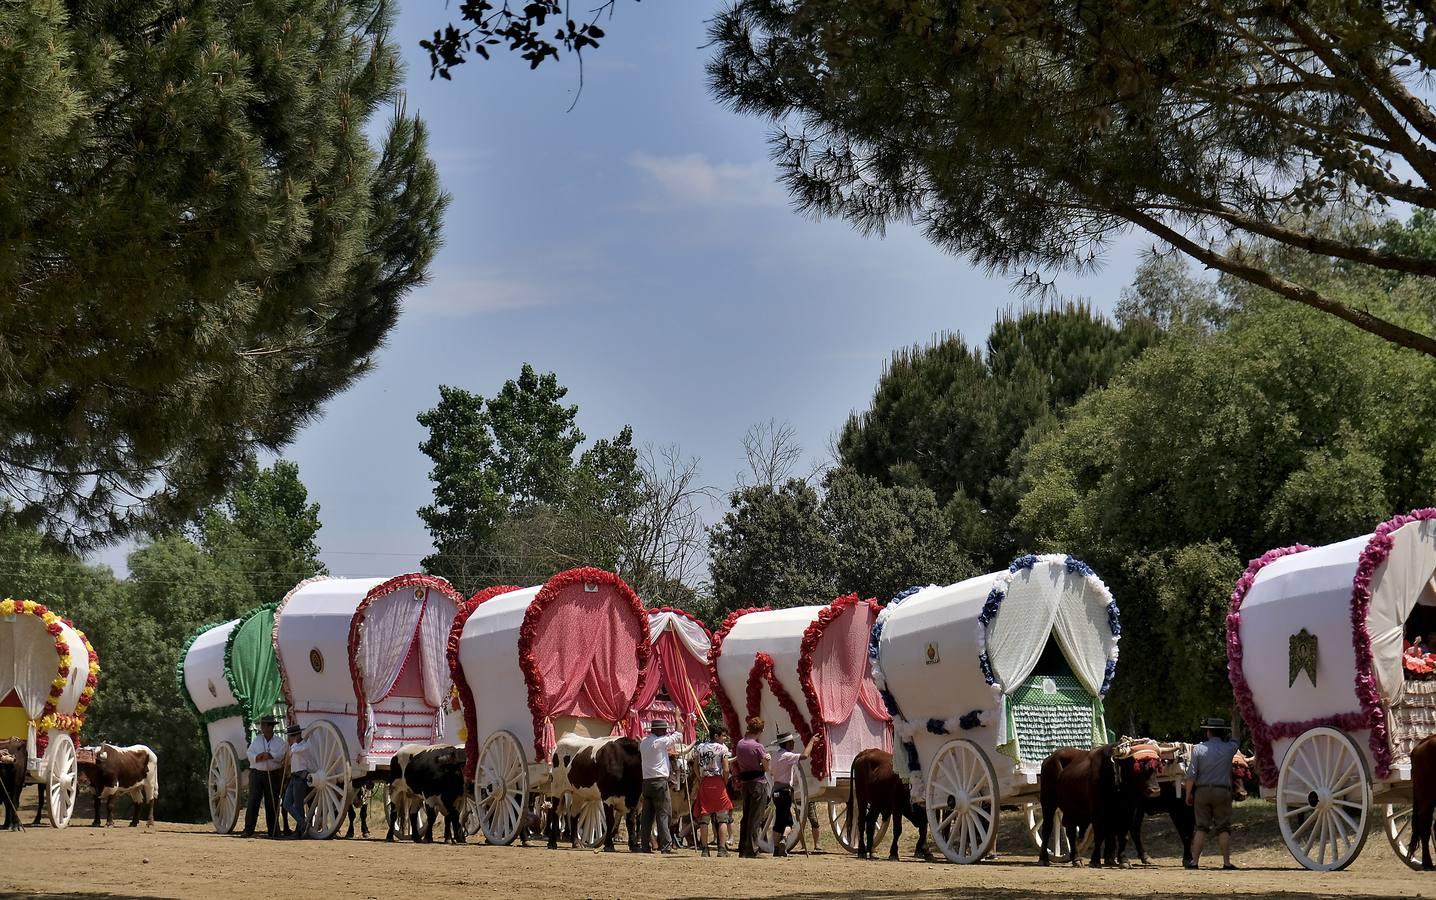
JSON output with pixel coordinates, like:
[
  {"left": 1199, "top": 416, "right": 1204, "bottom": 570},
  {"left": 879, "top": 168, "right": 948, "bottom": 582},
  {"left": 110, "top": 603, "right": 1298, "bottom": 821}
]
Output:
[{"left": 240, "top": 715, "right": 287, "bottom": 838}]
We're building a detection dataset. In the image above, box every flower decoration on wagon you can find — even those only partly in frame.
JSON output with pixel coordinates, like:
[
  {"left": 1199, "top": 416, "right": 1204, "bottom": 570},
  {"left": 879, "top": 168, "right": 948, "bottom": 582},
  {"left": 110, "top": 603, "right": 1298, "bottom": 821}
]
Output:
[{"left": 1, "top": 598, "right": 98, "bottom": 754}]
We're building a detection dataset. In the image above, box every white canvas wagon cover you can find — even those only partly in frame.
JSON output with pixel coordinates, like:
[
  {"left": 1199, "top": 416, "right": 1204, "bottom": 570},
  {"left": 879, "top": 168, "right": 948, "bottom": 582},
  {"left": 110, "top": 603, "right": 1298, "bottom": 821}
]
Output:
[
  {"left": 457, "top": 568, "right": 650, "bottom": 764},
  {"left": 872, "top": 555, "right": 1118, "bottom": 792},
  {"left": 0, "top": 598, "right": 98, "bottom": 759},
  {"left": 712, "top": 594, "right": 891, "bottom": 781},
  {"left": 275, "top": 574, "right": 464, "bottom": 766},
  {"left": 1229, "top": 509, "right": 1436, "bottom": 786}
]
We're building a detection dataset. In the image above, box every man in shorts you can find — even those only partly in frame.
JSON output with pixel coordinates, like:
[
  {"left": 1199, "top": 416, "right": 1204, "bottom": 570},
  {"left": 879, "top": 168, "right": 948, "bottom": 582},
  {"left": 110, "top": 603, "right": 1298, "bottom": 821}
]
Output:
[{"left": 1184, "top": 716, "right": 1244, "bottom": 869}]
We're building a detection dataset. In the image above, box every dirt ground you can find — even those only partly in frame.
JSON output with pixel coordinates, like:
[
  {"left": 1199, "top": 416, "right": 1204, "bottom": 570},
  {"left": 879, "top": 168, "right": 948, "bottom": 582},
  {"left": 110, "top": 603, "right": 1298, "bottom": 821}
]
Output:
[{"left": 1, "top": 798, "right": 1432, "bottom": 899}]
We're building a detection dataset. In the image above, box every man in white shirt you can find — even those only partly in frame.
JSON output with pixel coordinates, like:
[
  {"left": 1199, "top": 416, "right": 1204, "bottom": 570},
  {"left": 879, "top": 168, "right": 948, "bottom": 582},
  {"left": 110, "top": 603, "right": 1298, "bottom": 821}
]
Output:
[
  {"left": 281, "top": 724, "right": 311, "bottom": 839},
  {"left": 637, "top": 720, "right": 680, "bottom": 853},
  {"left": 241, "top": 715, "right": 287, "bottom": 838}
]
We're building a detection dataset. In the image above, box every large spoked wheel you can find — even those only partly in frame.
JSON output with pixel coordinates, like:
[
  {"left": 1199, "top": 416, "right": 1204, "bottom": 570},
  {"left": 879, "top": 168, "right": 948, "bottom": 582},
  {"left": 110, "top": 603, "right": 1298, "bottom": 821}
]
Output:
[
  {"left": 829, "top": 796, "right": 889, "bottom": 854},
  {"left": 755, "top": 771, "right": 807, "bottom": 854},
  {"left": 1275, "top": 726, "right": 1370, "bottom": 871},
  {"left": 208, "top": 742, "right": 241, "bottom": 834},
  {"left": 1026, "top": 803, "right": 1070, "bottom": 861},
  {"left": 1384, "top": 801, "right": 1423, "bottom": 870},
  {"left": 302, "top": 720, "right": 351, "bottom": 840},
  {"left": 573, "top": 796, "right": 608, "bottom": 848},
  {"left": 926, "top": 739, "right": 998, "bottom": 864},
  {"left": 476, "top": 730, "right": 528, "bottom": 846},
  {"left": 45, "top": 733, "right": 78, "bottom": 828}
]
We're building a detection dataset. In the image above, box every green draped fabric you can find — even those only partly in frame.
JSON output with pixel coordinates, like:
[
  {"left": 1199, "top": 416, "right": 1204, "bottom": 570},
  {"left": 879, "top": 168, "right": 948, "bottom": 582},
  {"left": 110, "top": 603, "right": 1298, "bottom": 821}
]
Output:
[
  {"left": 1000, "top": 674, "right": 1106, "bottom": 765},
  {"left": 226, "top": 604, "right": 284, "bottom": 726}
]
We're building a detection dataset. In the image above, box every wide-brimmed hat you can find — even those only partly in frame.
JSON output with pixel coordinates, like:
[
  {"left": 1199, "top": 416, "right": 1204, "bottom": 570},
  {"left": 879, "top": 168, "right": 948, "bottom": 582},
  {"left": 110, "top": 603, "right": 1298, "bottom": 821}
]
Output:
[
  {"left": 771, "top": 731, "right": 797, "bottom": 747},
  {"left": 258, "top": 715, "right": 278, "bottom": 726},
  {"left": 1199, "top": 716, "right": 1232, "bottom": 731},
  {"left": 286, "top": 724, "right": 302, "bottom": 736},
  {"left": 649, "top": 720, "right": 669, "bottom": 733}
]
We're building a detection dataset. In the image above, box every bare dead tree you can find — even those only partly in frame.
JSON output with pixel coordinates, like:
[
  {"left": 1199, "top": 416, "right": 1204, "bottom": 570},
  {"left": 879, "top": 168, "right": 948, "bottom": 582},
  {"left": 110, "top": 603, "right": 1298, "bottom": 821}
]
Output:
[
  {"left": 621, "top": 443, "right": 714, "bottom": 603},
  {"left": 738, "top": 419, "right": 804, "bottom": 489}
]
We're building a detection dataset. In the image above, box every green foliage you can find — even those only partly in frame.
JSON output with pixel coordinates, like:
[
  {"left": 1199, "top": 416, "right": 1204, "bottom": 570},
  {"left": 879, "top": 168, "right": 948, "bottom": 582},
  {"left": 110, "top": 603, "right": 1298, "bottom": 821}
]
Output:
[
  {"left": 417, "top": 365, "right": 643, "bottom": 593},
  {"left": 708, "top": 1, "right": 1436, "bottom": 356},
  {"left": 840, "top": 304, "right": 1152, "bottom": 568},
  {"left": 0, "top": 0, "right": 446, "bottom": 550},
  {"left": 708, "top": 480, "right": 838, "bottom": 618},
  {"left": 1015, "top": 243, "right": 1436, "bottom": 732}
]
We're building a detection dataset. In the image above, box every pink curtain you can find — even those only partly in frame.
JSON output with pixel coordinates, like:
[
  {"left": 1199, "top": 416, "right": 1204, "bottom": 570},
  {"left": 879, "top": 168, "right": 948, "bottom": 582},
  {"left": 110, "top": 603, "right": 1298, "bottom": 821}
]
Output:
[
  {"left": 531, "top": 583, "right": 644, "bottom": 750},
  {"left": 655, "top": 628, "right": 712, "bottom": 742},
  {"left": 625, "top": 653, "right": 664, "bottom": 740},
  {"left": 811, "top": 602, "right": 881, "bottom": 726}
]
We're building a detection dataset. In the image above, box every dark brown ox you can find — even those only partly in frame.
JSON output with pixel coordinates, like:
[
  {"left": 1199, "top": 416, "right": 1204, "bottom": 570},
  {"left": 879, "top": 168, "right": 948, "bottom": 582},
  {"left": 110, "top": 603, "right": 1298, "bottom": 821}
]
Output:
[
  {"left": 844, "top": 748, "right": 929, "bottom": 860},
  {"left": 1410, "top": 733, "right": 1436, "bottom": 869},
  {"left": 84, "top": 743, "right": 158, "bottom": 827},
  {"left": 1038, "top": 744, "right": 1163, "bottom": 868},
  {"left": 548, "top": 734, "right": 642, "bottom": 852},
  {"left": 0, "top": 739, "right": 26, "bottom": 830}
]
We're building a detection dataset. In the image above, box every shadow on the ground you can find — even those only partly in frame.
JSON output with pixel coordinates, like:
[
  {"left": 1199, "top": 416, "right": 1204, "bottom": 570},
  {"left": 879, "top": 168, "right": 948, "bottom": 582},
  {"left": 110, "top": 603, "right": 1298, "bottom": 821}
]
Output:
[{"left": 685, "top": 891, "right": 1403, "bottom": 900}]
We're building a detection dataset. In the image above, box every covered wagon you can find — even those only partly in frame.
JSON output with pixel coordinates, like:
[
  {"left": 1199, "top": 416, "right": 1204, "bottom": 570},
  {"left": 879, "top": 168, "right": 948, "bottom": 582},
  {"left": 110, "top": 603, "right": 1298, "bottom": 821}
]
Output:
[
  {"left": 871, "top": 554, "right": 1120, "bottom": 863},
  {"left": 179, "top": 602, "right": 286, "bottom": 833},
  {"left": 0, "top": 598, "right": 99, "bottom": 827},
  {"left": 631, "top": 607, "right": 713, "bottom": 743},
  {"left": 1228, "top": 508, "right": 1436, "bottom": 870},
  {"left": 711, "top": 593, "right": 893, "bottom": 853},
  {"left": 455, "top": 568, "right": 650, "bottom": 847},
  {"left": 274, "top": 573, "right": 466, "bottom": 838}
]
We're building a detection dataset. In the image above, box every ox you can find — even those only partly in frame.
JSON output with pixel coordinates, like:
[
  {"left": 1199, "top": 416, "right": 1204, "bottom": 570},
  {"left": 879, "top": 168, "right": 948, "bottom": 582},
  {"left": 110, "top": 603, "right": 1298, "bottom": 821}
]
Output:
[
  {"left": 1408, "top": 733, "right": 1436, "bottom": 869},
  {"left": 844, "top": 748, "right": 929, "bottom": 861},
  {"left": 548, "top": 734, "right": 642, "bottom": 852},
  {"left": 403, "top": 745, "right": 468, "bottom": 844},
  {"left": 0, "top": 739, "right": 25, "bottom": 831},
  {"left": 1038, "top": 744, "right": 1163, "bottom": 868},
  {"left": 83, "top": 744, "right": 158, "bottom": 828},
  {"left": 344, "top": 776, "right": 376, "bottom": 839},
  {"left": 384, "top": 744, "right": 435, "bottom": 841}
]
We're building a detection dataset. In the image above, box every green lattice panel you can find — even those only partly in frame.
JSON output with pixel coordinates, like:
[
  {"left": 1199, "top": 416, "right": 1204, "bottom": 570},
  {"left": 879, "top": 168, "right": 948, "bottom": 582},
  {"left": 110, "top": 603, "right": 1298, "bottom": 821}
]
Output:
[{"left": 1009, "top": 674, "right": 1098, "bottom": 765}]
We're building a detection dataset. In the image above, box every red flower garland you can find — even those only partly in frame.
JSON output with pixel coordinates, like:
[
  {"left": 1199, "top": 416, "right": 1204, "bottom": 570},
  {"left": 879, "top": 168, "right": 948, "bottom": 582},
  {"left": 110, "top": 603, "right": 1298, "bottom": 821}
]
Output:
[
  {"left": 448, "top": 585, "right": 521, "bottom": 781},
  {"left": 347, "top": 573, "right": 466, "bottom": 748},
  {"left": 795, "top": 593, "right": 880, "bottom": 779},
  {"left": 745, "top": 652, "right": 812, "bottom": 746},
  {"left": 709, "top": 607, "right": 769, "bottom": 741},
  {"left": 517, "top": 568, "right": 650, "bottom": 761}
]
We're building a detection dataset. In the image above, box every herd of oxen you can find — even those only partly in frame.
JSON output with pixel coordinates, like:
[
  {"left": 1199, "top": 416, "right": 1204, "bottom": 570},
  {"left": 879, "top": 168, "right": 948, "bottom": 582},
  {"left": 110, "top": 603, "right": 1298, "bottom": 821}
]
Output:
[{"left": 1, "top": 729, "right": 1257, "bottom": 869}]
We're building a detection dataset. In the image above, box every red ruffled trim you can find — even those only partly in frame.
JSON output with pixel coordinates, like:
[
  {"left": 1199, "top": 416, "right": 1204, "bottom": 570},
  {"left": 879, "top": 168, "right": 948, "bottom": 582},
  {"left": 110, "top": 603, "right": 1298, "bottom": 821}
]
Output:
[
  {"left": 517, "top": 568, "right": 650, "bottom": 761},
  {"left": 1228, "top": 509, "right": 1436, "bottom": 786},
  {"left": 709, "top": 607, "right": 770, "bottom": 742},
  {"left": 794, "top": 593, "right": 879, "bottom": 780},
  {"left": 746, "top": 652, "right": 812, "bottom": 746},
  {"left": 348, "top": 573, "right": 465, "bottom": 748},
  {"left": 449, "top": 585, "right": 521, "bottom": 781}
]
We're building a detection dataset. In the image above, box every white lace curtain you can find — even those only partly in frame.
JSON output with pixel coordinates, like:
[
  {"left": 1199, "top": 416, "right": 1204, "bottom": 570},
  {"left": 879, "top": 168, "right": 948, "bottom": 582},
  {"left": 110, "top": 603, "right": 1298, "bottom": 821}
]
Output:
[{"left": 359, "top": 590, "right": 428, "bottom": 704}]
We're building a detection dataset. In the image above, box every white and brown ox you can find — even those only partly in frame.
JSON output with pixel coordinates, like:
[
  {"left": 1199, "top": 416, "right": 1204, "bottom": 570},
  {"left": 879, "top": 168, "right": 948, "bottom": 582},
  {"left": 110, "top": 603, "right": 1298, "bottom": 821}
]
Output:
[
  {"left": 547, "top": 734, "right": 646, "bottom": 852},
  {"left": 84, "top": 743, "right": 159, "bottom": 827}
]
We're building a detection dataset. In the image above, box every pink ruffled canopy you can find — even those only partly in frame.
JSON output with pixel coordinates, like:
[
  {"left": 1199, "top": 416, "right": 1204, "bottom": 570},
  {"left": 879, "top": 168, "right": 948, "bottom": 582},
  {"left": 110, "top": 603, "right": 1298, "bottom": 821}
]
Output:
[
  {"left": 628, "top": 609, "right": 713, "bottom": 742},
  {"left": 802, "top": 597, "right": 892, "bottom": 777}
]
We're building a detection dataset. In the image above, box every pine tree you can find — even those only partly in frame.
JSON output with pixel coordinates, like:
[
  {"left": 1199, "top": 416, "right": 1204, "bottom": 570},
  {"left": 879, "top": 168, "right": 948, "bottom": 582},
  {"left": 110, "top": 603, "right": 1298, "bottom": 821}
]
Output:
[{"left": 0, "top": 0, "right": 446, "bottom": 549}]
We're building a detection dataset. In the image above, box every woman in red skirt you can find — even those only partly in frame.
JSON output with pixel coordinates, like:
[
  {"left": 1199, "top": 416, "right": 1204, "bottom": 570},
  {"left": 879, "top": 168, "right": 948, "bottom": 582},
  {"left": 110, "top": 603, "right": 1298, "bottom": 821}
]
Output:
[{"left": 693, "top": 723, "right": 734, "bottom": 856}]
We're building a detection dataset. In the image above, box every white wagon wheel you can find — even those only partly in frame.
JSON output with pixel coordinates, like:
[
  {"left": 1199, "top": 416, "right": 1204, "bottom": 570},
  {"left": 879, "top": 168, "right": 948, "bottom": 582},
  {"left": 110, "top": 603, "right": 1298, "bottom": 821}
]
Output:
[
  {"left": 925, "top": 739, "right": 998, "bottom": 864},
  {"left": 1026, "top": 802, "right": 1070, "bottom": 861},
  {"left": 1383, "top": 801, "right": 1423, "bottom": 870},
  {"left": 1275, "top": 726, "right": 1370, "bottom": 871},
  {"left": 573, "top": 795, "right": 609, "bottom": 848},
  {"left": 45, "top": 733, "right": 78, "bottom": 828},
  {"left": 207, "top": 741, "right": 241, "bottom": 834},
  {"left": 302, "top": 720, "right": 351, "bottom": 840},
  {"left": 475, "top": 730, "right": 528, "bottom": 846},
  {"left": 828, "top": 796, "right": 889, "bottom": 854},
  {"left": 755, "top": 769, "right": 807, "bottom": 854}
]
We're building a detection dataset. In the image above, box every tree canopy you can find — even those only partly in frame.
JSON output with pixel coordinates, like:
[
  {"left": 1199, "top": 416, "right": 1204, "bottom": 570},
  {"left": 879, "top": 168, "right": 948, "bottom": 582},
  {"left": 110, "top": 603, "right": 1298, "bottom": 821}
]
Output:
[
  {"left": 707, "top": 1, "right": 1436, "bottom": 357},
  {"left": 1, "top": 0, "right": 445, "bottom": 550}
]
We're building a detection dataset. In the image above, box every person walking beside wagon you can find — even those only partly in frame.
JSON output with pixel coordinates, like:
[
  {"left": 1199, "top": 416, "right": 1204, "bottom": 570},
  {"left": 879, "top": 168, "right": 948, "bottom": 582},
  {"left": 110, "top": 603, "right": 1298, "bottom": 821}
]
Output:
[
  {"left": 1184, "top": 716, "right": 1244, "bottom": 870},
  {"left": 638, "top": 719, "right": 681, "bottom": 853},
  {"left": 240, "top": 715, "right": 286, "bottom": 838},
  {"left": 281, "top": 724, "right": 311, "bottom": 840},
  {"left": 769, "top": 732, "right": 818, "bottom": 857},
  {"left": 733, "top": 716, "right": 770, "bottom": 858},
  {"left": 693, "top": 724, "right": 733, "bottom": 857}
]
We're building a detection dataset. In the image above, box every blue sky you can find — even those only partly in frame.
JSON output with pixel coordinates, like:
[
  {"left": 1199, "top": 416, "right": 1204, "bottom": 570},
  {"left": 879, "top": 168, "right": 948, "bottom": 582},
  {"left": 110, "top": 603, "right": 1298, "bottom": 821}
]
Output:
[{"left": 102, "top": 2, "right": 1150, "bottom": 579}]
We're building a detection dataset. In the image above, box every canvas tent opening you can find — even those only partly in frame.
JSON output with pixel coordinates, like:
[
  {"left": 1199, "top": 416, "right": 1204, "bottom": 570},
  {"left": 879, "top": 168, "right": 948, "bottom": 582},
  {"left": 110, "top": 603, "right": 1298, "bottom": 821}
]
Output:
[
  {"left": 1393, "top": 562, "right": 1436, "bottom": 761},
  {"left": 631, "top": 608, "right": 712, "bottom": 742},
  {"left": 1002, "top": 633, "right": 1106, "bottom": 769}
]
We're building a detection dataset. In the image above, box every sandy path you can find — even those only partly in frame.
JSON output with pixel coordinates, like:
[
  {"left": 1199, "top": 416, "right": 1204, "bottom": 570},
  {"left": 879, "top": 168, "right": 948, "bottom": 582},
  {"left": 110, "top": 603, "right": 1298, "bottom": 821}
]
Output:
[{"left": 0, "top": 818, "right": 1428, "bottom": 900}]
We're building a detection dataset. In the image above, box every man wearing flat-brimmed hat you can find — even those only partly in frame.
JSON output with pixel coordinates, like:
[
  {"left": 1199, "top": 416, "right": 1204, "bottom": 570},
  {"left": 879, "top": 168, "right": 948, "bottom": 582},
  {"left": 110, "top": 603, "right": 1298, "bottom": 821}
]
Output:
[
  {"left": 638, "top": 719, "right": 681, "bottom": 853},
  {"left": 281, "top": 724, "right": 311, "bottom": 839},
  {"left": 240, "top": 715, "right": 286, "bottom": 838},
  {"left": 768, "top": 731, "right": 818, "bottom": 857},
  {"left": 1183, "top": 716, "right": 1245, "bottom": 870}
]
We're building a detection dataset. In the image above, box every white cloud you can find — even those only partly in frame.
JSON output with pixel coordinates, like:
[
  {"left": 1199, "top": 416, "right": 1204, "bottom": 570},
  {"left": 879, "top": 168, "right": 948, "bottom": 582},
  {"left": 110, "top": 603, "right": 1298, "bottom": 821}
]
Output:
[
  {"left": 407, "top": 273, "right": 581, "bottom": 317},
  {"left": 629, "top": 152, "right": 786, "bottom": 209}
]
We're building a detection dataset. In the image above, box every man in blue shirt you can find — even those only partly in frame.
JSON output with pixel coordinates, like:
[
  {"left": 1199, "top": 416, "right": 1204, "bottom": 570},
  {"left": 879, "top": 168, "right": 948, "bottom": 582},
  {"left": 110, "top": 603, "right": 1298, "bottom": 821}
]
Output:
[{"left": 1183, "top": 716, "right": 1244, "bottom": 869}]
